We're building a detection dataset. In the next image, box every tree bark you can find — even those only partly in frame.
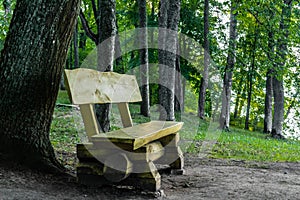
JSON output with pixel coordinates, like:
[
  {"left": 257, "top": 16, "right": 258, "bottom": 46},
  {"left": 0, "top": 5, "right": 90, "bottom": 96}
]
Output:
[
  {"left": 158, "top": 0, "right": 181, "bottom": 121},
  {"left": 264, "top": 69, "right": 273, "bottom": 133},
  {"left": 245, "top": 29, "right": 258, "bottom": 130},
  {"left": 271, "top": 0, "right": 293, "bottom": 138},
  {"left": 73, "top": 22, "right": 79, "bottom": 69},
  {"left": 0, "top": 0, "right": 80, "bottom": 171},
  {"left": 175, "top": 52, "right": 183, "bottom": 113},
  {"left": 139, "top": 0, "right": 150, "bottom": 117},
  {"left": 219, "top": 0, "right": 237, "bottom": 130},
  {"left": 233, "top": 79, "right": 243, "bottom": 119},
  {"left": 264, "top": 6, "right": 275, "bottom": 134},
  {"left": 95, "top": 0, "right": 117, "bottom": 132},
  {"left": 198, "top": 0, "right": 210, "bottom": 119}
]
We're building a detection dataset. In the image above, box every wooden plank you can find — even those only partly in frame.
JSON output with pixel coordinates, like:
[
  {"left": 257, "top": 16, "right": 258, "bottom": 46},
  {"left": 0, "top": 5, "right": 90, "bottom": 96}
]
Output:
[
  {"left": 64, "top": 68, "right": 142, "bottom": 104},
  {"left": 79, "top": 104, "right": 101, "bottom": 139},
  {"left": 103, "top": 153, "right": 133, "bottom": 182},
  {"left": 77, "top": 162, "right": 105, "bottom": 176},
  {"left": 91, "top": 121, "right": 183, "bottom": 150},
  {"left": 117, "top": 102, "right": 133, "bottom": 128},
  {"left": 127, "top": 141, "right": 164, "bottom": 162}
]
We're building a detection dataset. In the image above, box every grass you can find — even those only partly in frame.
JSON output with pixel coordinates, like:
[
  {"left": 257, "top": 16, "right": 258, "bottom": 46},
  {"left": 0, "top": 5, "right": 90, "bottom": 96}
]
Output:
[
  {"left": 50, "top": 90, "right": 300, "bottom": 165},
  {"left": 210, "top": 128, "right": 300, "bottom": 162}
]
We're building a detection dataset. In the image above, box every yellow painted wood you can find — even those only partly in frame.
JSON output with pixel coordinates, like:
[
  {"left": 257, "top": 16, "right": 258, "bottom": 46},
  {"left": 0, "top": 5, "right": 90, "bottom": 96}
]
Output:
[
  {"left": 117, "top": 102, "right": 133, "bottom": 128},
  {"left": 79, "top": 104, "right": 101, "bottom": 139},
  {"left": 64, "top": 68, "right": 142, "bottom": 104},
  {"left": 91, "top": 121, "right": 183, "bottom": 150},
  {"left": 77, "top": 162, "right": 105, "bottom": 176},
  {"left": 103, "top": 153, "right": 133, "bottom": 182},
  {"left": 126, "top": 141, "right": 164, "bottom": 162}
]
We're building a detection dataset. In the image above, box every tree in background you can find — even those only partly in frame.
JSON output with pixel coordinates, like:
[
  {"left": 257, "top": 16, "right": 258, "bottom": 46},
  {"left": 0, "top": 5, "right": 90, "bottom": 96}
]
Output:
[
  {"left": 0, "top": 0, "right": 80, "bottom": 171},
  {"left": 95, "top": 0, "right": 117, "bottom": 132},
  {"left": 80, "top": 0, "right": 117, "bottom": 132},
  {"left": 271, "top": 0, "right": 293, "bottom": 138},
  {"left": 198, "top": 0, "right": 210, "bottom": 119},
  {"left": 139, "top": 0, "right": 150, "bottom": 117},
  {"left": 158, "top": 0, "right": 181, "bottom": 121},
  {"left": 219, "top": 0, "right": 238, "bottom": 130},
  {"left": 264, "top": 3, "right": 275, "bottom": 134}
]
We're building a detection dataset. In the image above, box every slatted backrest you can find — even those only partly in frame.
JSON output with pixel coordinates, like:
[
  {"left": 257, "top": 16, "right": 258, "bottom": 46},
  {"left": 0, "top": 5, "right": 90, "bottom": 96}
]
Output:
[{"left": 64, "top": 68, "right": 142, "bottom": 139}]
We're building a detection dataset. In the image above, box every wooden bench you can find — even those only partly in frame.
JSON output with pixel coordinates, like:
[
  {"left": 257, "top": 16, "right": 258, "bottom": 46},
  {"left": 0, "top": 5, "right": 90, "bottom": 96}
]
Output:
[{"left": 64, "top": 68, "right": 184, "bottom": 191}]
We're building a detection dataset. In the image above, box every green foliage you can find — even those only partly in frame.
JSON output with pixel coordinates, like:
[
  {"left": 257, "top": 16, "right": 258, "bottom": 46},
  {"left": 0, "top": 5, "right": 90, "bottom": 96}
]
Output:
[
  {"left": 0, "top": 1, "right": 15, "bottom": 51},
  {"left": 56, "top": 90, "right": 71, "bottom": 104},
  {"left": 52, "top": 0, "right": 300, "bottom": 142}
]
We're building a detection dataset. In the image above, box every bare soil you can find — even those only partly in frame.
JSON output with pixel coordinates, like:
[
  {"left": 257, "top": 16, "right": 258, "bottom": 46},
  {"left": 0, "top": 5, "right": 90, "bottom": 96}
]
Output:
[{"left": 1, "top": 154, "right": 300, "bottom": 200}]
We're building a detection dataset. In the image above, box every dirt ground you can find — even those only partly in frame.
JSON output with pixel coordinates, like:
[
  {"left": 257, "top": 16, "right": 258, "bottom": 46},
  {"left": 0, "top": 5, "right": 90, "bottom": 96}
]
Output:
[{"left": 1, "top": 154, "right": 300, "bottom": 200}]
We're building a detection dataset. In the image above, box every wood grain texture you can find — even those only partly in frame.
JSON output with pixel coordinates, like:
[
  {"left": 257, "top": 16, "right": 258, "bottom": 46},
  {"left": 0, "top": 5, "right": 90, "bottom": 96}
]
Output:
[
  {"left": 64, "top": 68, "right": 142, "bottom": 104},
  {"left": 91, "top": 121, "right": 183, "bottom": 150},
  {"left": 79, "top": 104, "right": 101, "bottom": 138},
  {"left": 117, "top": 102, "right": 133, "bottom": 128}
]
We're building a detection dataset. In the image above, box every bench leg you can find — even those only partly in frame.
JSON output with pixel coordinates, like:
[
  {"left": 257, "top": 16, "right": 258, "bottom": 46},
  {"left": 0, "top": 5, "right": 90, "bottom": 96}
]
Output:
[
  {"left": 76, "top": 161, "right": 109, "bottom": 186},
  {"left": 123, "top": 160, "right": 161, "bottom": 192},
  {"left": 157, "top": 133, "right": 185, "bottom": 174}
]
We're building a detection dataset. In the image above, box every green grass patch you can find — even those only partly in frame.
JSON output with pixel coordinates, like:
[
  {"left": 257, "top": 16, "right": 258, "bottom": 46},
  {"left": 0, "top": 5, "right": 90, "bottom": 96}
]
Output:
[
  {"left": 50, "top": 107, "right": 82, "bottom": 152},
  {"left": 51, "top": 90, "right": 300, "bottom": 163},
  {"left": 56, "top": 90, "right": 71, "bottom": 104},
  {"left": 209, "top": 127, "right": 300, "bottom": 162}
]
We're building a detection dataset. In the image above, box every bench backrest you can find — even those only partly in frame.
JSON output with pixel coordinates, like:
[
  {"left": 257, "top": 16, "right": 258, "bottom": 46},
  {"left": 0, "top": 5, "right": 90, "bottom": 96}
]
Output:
[
  {"left": 64, "top": 68, "right": 142, "bottom": 104},
  {"left": 64, "top": 68, "right": 142, "bottom": 139}
]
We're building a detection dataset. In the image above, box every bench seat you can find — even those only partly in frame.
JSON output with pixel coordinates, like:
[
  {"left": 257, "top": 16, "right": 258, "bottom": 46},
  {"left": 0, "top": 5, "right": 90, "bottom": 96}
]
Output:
[{"left": 91, "top": 121, "right": 183, "bottom": 150}]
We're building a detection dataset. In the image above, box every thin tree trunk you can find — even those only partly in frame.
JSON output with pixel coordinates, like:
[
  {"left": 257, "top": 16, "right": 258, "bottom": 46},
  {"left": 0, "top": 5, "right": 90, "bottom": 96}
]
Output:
[
  {"left": 0, "top": 0, "right": 80, "bottom": 171},
  {"left": 69, "top": 40, "right": 73, "bottom": 69},
  {"left": 219, "top": 0, "right": 237, "bottom": 130},
  {"left": 198, "top": 0, "right": 210, "bottom": 119},
  {"left": 245, "top": 29, "right": 258, "bottom": 130},
  {"left": 264, "top": 69, "right": 273, "bottom": 133},
  {"left": 79, "top": 31, "right": 87, "bottom": 50},
  {"left": 182, "top": 77, "right": 186, "bottom": 113},
  {"left": 238, "top": 98, "right": 244, "bottom": 120},
  {"left": 139, "top": 0, "right": 150, "bottom": 117},
  {"left": 175, "top": 52, "right": 183, "bottom": 113},
  {"left": 114, "top": 20, "right": 124, "bottom": 73},
  {"left": 233, "top": 81, "right": 243, "bottom": 119},
  {"left": 74, "top": 22, "right": 79, "bottom": 69}
]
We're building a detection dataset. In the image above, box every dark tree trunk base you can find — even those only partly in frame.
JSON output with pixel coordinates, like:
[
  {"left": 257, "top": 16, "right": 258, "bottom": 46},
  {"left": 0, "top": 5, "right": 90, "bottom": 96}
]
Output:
[{"left": 271, "top": 130, "right": 285, "bottom": 140}]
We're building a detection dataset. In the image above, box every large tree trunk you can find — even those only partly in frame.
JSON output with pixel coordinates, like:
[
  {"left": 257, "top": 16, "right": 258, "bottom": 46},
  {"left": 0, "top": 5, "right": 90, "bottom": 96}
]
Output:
[
  {"left": 198, "top": 0, "right": 210, "bottom": 119},
  {"left": 158, "top": 0, "right": 181, "bottom": 121},
  {"left": 0, "top": 0, "right": 80, "bottom": 171},
  {"left": 139, "top": 0, "right": 150, "bottom": 117},
  {"left": 95, "top": 0, "right": 117, "bottom": 132},
  {"left": 271, "top": 0, "right": 293, "bottom": 138},
  {"left": 219, "top": 0, "right": 237, "bottom": 130}
]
